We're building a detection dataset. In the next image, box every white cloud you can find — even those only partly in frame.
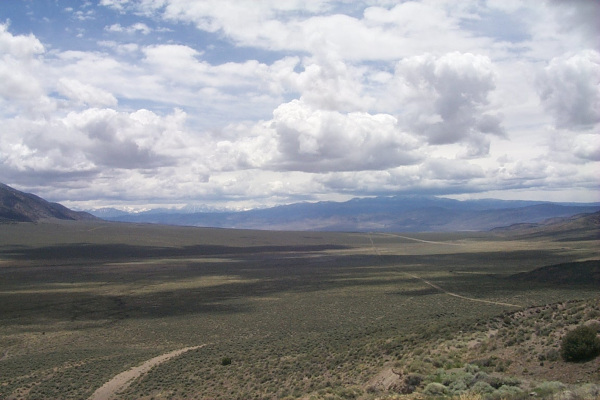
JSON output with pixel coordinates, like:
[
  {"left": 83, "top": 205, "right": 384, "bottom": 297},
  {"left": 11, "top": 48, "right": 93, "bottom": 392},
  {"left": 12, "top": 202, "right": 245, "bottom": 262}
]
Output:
[
  {"left": 125, "top": 0, "right": 494, "bottom": 61},
  {"left": 0, "top": 23, "right": 51, "bottom": 115},
  {"left": 291, "top": 51, "right": 372, "bottom": 112},
  {"left": 0, "top": 107, "right": 193, "bottom": 187},
  {"left": 0, "top": 23, "right": 45, "bottom": 58},
  {"left": 538, "top": 49, "right": 600, "bottom": 130},
  {"left": 572, "top": 133, "right": 600, "bottom": 162},
  {"left": 547, "top": 0, "right": 600, "bottom": 47},
  {"left": 1, "top": 2, "right": 598, "bottom": 208},
  {"left": 57, "top": 78, "right": 118, "bottom": 107},
  {"left": 97, "top": 40, "right": 139, "bottom": 55},
  {"left": 393, "top": 52, "right": 504, "bottom": 155},
  {"left": 421, "top": 158, "right": 485, "bottom": 181},
  {"left": 266, "top": 99, "right": 422, "bottom": 172},
  {"left": 99, "top": 0, "right": 130, "bottom": 12},
  {"left": 105, "top": 22, "right": 152, "bottom": 35}
]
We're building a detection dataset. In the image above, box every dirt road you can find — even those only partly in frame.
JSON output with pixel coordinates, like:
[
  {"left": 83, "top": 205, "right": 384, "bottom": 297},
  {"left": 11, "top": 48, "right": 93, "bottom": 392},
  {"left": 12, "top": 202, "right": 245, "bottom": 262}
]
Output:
[
  {"left": 380, "top": 233, "right": 463, "bottom": 245},
  {"left": 88, "top": 345, "right": 204, "bottom": 400},
  {"left": 367, "top": 233, "right": 520, "bottom": 308},
  {"left": 405, "top": 273, "right": 521, "bottom": 308}
]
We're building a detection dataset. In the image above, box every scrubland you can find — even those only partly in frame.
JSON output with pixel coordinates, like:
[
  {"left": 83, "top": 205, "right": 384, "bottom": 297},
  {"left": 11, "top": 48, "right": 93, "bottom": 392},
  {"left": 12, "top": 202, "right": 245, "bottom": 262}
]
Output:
[{"left": 0, "top": 221, "right": 598, "bottom": 399}]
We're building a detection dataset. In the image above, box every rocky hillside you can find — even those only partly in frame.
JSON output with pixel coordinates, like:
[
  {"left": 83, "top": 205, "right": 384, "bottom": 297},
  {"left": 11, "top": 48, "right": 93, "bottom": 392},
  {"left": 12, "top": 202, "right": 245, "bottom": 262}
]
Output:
[
  {"left": 374, "top": 297, "right": 600, "bottom": 399},
  {"left": 0, "top": 183, "right": 97, "bottom": 223}
]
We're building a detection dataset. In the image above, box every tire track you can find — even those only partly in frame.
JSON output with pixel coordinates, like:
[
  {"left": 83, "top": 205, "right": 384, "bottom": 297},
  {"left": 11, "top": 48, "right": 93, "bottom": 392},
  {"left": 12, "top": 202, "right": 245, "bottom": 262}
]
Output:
[{"left": 89, "top": 345, "right": 204, "bottom": 400}]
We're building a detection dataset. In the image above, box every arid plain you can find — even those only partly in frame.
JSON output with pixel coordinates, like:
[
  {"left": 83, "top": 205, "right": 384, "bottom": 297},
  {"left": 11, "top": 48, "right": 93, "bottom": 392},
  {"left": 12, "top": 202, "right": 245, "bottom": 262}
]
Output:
[{"left": 0, "top": 219, "right": 598, "bottom": 399}]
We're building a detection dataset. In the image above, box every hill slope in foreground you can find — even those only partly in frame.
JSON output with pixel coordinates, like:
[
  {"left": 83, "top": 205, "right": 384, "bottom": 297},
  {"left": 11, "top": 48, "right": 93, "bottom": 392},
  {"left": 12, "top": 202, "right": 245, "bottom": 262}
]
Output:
[{"left": 0, "top": 183, "right": 96, "bottom": 223}]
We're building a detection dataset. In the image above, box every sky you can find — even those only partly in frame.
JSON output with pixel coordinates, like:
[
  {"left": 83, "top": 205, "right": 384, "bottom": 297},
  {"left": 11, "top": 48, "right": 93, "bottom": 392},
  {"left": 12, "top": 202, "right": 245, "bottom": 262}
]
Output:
[{"left": 0, "top": 0, "right": 598, "bottom": 211}]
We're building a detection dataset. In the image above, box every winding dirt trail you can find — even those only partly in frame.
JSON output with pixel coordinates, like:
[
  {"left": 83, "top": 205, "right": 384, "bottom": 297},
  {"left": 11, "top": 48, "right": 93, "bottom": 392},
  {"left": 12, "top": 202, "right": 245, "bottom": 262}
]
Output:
[
  {"left": 89, "top": 345, "right": 204, "bottom": 400},
  {"left": 405, "top": 272, "right": 521, "bottom": 308},
  {"left": 367, "top": 233, "right": 520, "bottom": 308},
  {"left": 379, "top": 232, "right": 463, "bottom": 245}
]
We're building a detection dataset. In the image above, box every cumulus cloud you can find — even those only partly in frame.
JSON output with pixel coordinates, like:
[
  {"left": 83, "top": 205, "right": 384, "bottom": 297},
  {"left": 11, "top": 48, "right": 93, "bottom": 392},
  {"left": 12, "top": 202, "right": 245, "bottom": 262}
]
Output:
[
  {"left": 538, "top": 50, "right": 600, "bottom": 130},
  {"left": 0, "top": 107, "right": 192, "bottom": 188},
  {"left": 572, "top": 134, "right": 600, "bottom": 162},
  {"left": 393, "top": 52, "right": 505, "bottom": 156},
  {"left": 2, "top": 2, "right": 599, "bottom": 207},
  {"left": 268, "top": 99, "right": 422, "bottom": 172},
  {"left": 547, "top": 0, "right": 600, "bottom": 45},
  {"left": 0, "top": 23, "right": 50, "bottom": 115},
  {"left": 0, "top": 23, "right": 45, "bottom": 58},
  {"left": 290, "top": 51, "right": 372, "bottom": 111}
]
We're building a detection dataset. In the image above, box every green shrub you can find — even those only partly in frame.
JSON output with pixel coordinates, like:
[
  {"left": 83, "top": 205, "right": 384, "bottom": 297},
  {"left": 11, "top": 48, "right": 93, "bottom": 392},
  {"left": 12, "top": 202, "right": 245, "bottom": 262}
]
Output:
[
  {"left": 402, "top": 374, "right": 423, "bottom": 394},
  {"left": 221, "top": 357, "right": 232, "bottom": 366},
  {"left": 585, "top": 320, "right": 600, "bottom": 333},
  {"left": 490, "top": 385, "right": 524, "bottom": 400},
  {"left": 560, "top": 325, "right": 600, "bottom": 362},
  {"left": 534, "top": 381, "right": 565, "bottom": 397},
  {"left": 470, "top": 381, "right": 494, "bottom": 395},
  {"left": 448, "top": 379, "right": 468, "bottom": 394},
  {"left": 423, "top": 382, "right": 448, "bottom": 396},
  {"left": 573, "top": 383, "right": 600, "bottom": 399}
]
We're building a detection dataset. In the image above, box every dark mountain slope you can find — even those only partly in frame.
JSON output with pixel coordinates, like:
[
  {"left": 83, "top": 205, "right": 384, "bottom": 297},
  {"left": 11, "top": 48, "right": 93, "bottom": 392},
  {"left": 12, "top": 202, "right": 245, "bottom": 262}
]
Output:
[
  {"left": 491, "top": 210, "right": 600, "bottom": 241},
  {"left": 0, "top": 183, "right": 97, "bottom": 223},
  {"left": 511, "top": 260, "right": 600, "bottom": 285}
]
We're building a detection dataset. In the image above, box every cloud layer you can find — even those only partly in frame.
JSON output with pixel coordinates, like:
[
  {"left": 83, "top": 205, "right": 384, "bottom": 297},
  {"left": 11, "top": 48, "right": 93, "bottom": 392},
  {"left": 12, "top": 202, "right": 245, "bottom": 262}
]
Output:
[{"left": 0, "top": 1, "right": 598, "bottom": 209}]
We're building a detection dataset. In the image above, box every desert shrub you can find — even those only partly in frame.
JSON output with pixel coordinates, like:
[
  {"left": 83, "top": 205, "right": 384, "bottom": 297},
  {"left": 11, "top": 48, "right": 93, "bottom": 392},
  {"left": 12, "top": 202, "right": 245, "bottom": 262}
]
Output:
[
  {"left": 429, "top": 369, "right": 475, "bottom": 395},
  {"left": 407, "top": 360, "right": 431, "bottom": 374},
  {"left": 586, "top": 309, "right": 600, "bottom": 319},
  {"left": 560, "top": 325, "right": 600, "bottom": 362},
  {"left": 489, "top": 385, "right": 524, "bottom": 400},
  {"left": 470, "top": 357, "right": 498, "bottom": 371},
  {"left": 464, "top": 364, "right": 479, "bottom": 374},
  {"left": 423, "top": 382, "right": 448, "bottom": 396},
  {"left": 572, "top": 383, "right": 600, "bottom": 399},
  {"left": 221, "top": 357, "right": 232, "bottom": 366},
  {"left": 584, "top": 320, "right": 600, "bottom": 333},
  {"left": 545, "top": 348, "right": 560, "bottom": 362},
  {"left": 455, "top": 394, "right": 483, "bottom": 400},
  {"left": 448, "top": 379, "right": 468, "bottom": 394},
  {"left": 470, "top": 381, "right": 494, "bottom": 395},
  {"left": 402, "top": 373, "right": 423, "bottom": 394},
  {"left": 332, "top": 386, "right": 362, "bottom": 399},
  {"left": 534, "top": 381, "right": 565, "bottom": 397}
]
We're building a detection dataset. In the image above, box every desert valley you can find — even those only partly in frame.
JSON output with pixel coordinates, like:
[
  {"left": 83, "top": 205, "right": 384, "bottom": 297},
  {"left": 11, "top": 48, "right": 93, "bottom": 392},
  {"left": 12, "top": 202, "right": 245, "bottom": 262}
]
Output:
[{"left": 0, "top": 184, "right": 599, "bottom": 399}]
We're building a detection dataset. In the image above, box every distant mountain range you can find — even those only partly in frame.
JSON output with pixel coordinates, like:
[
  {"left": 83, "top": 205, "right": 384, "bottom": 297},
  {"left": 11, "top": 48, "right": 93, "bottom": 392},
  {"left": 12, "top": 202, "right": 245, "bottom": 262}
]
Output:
[
  {"left": 0, "top": 183, "right": 97, "bottom": 223},
  {"left": 2, "top": 182, "right": 598, "bottom": 232},
  {"left": 92, "top": 194, "right": 600, "bottom": 232}
]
